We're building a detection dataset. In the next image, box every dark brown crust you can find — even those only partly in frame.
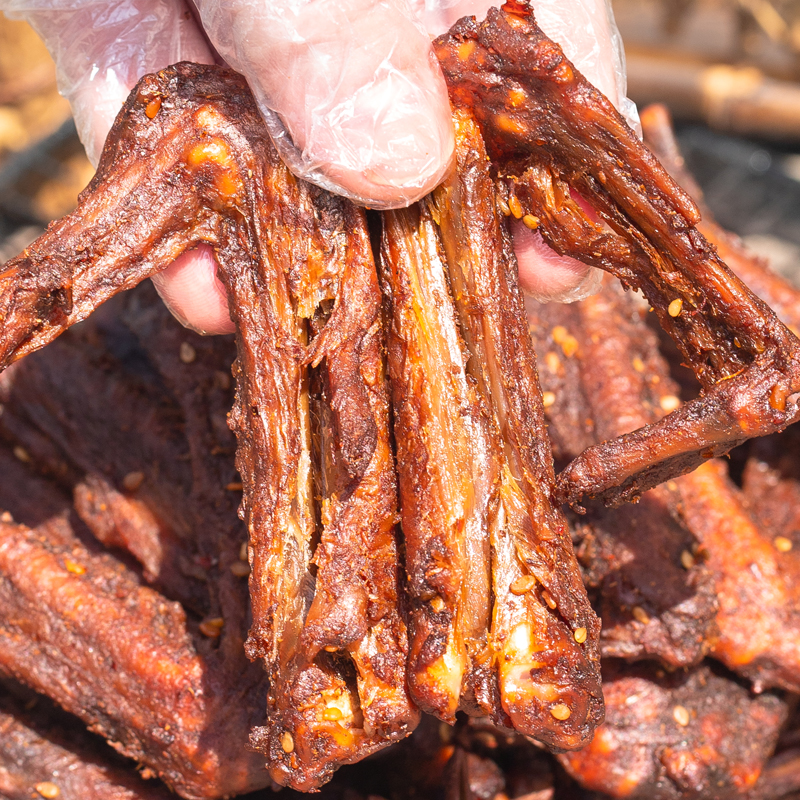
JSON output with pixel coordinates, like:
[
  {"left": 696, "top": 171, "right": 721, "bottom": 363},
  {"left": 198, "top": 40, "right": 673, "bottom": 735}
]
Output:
[
  {"left": 0, "top": 682, "right": 173, "bottom": 800},
  {"left": 0, "top": 514, "right": 267, "bottom": 799},
  {"left": 559, "top": 662, "right": 787, "bottom": 800},
  {"left": 434, "top": 1, "right": 800, "bottom": 508}
]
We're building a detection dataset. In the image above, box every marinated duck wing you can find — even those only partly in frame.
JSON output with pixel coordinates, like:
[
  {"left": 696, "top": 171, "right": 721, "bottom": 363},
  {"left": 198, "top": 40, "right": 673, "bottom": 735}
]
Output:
[
  {"left": 638, "top": 104, "right": 800, "bottom": 692},
  {"left": 0, "top": 507, "right": 268, "bottom": 799},
  {"left": 679, "top": 458, "right": 800, "bottom": 693},
  {"left": 379, "top": 110, "right": 602, "bottom": 750},
  {"left": 0, "top": 64, "right": 414, "bottom": 790},
  {"left": 247, "top": 201, "right": 417, "bottom": 791},
  {"left": 435, "top": 0, "right": 800, "bottom": 508}
]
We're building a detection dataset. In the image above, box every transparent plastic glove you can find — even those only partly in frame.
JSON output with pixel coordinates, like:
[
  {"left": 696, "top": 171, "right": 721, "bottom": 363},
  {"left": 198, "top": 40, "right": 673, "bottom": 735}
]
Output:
[{"left": 1, "top": 0, "right": 636, "bottom": 333}]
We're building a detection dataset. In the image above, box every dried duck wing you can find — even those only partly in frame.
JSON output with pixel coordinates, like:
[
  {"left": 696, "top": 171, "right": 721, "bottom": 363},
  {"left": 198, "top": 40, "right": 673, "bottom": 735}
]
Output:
[
  {"left": 559, "top": 661, "right": 786, "bottom": 800},
  {"left": 249, "top": 201, "right": 417, "bottom": 790},
  {"left": 0, "top": 512, "right": 268, "bottom": 799},
  {"left": 428, "top": 110, "right": 602, "bottom": 747},
  {"left": 0, "top": 63, "right": 413, "bottom": 788},
  {"left": 380, "top": 203, "right": 497, "bottom": 724},
  {"left": 678, "top": 458, "right": 800, "bottom": 693},
  {"left": 435, "top": 1, "right": 800, "bottom": 508},
  {"left": 380, "top": 114, "right": 601, "bottom": 748},
  {"left": 742, "top": 425, "right": 800, "bottom": 586},
  {"left": 0, "top": 681, "right": 173, "bottom": 800},
  {"left": 527, "top": 280, "right": 718, "bottom": 668}
]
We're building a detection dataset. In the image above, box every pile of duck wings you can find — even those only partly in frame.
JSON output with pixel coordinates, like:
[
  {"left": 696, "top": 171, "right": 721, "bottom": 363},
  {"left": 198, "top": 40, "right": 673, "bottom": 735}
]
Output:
[{"left": 2, "top": 2, "right": 800, "bottom": 799}]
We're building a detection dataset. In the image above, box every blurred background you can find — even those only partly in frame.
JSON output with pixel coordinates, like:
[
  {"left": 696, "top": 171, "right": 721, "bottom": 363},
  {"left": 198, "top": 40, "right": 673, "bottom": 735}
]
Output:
[{"left": 2, "top": 0, "right": 800, "bottom": 286}]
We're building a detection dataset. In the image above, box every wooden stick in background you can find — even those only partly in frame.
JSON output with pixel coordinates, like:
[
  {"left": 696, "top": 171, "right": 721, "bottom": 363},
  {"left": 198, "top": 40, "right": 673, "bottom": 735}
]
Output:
[{"left": 627, "top": 48, "right": 800, "bottom": 140}]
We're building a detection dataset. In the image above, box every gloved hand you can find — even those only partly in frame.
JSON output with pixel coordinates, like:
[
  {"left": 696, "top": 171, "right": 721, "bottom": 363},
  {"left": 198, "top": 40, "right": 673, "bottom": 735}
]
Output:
[{"left": 1, "top": 0, "right": 637, "bottom": 334}]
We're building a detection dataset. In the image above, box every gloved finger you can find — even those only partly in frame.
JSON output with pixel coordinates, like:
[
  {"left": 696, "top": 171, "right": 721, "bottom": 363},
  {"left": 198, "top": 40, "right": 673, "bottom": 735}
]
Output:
[
  {"left": 425, "top": 0, "right": 638, "bottom": 128},
  {"left": 194, "top": 0, "right": 455, "bottom": 209},
  {"left": 512, "top": 224, "right": 603, "bottom": 302},
  {"left": 424, "top": 0, "right": 637, "bottom": 303},
  {"left": 2, "top": 0, "right": 215, "bottom": 166},
  {"left": 151, "top": 245, "right": 236, "bottom": 335}
]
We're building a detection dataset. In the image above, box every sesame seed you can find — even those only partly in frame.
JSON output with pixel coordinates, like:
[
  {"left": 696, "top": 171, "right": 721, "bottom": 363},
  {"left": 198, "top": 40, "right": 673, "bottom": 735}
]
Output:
[
  {"left": 774, "top": 536, "right": 793, "bottom": 553},
  {"left": 668, "top": 298, "right": 683, "bottom": 317},
  {"left": 542, "top": 392, "right": 556, "bottom": 409},
  {"left": 13, "top": 445, "right": 30, "bottom": 463},
  {"left": 179, "top": 342, "right": 197, "bottom": 364},
  {"left": 551, "top": 326, "right": 568, "bottom": 344},
  {"left": 199, "top": 617, "right": 224, "bottom": 637},
  {"left": 574, "top": 627, "right": 587, "bottom": 644},
  {"left": 522, "top": 214, "right": 540, "bottom": 230},
  {"left": 542, "top": 590, "right": 558, "bottom": 610},
  {"left": 281, "top": 731, "right": 295, "bottom": 753},
  {"left": 122, "top": 471, "right": 145, "bottom": 491},
  {"left": 560, "top": 335, "right": 579, "bottom": 359},
  {"left": 510, "top": 575, "right": 537, "bottom": 595},
  {"left": 659, "top": 395, "right": 681, "bottom": 413},
  {"left": 144, "top": 97, "right": 162, "bottom": 119},
  {"left": 323, "top": 707, "right": 343, "bottom": 721},
  {"left": 431, "top": 596, "right": 445, "bottom": 613},
  {"left": 35, "top": 783, "right": 60, "bottom": 799},
  {"left": 680, "top": 550, "right": 695, "bottom": 570},
  {"left": 632, "top": 606, "right": 650, "bottom": 624},
  {"left": 230, "top": 561, "right": 250, "bottom": 578},
  {"left": 508, "top": 195, "right": 524, "bottom": 219},
  {"left": 673, "top": 705, "right": 690, "bottom": 726},
  {"left": 550, "top": 703, "right": 571, "bottom": 720}
]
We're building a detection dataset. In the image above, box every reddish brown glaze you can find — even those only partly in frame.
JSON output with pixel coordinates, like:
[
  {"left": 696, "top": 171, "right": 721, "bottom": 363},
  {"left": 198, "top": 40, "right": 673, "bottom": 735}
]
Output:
[
  {"left": 435, "top": 1, "right": 800, "bottom": 507},
  {"left": 560, "top": 662, "right": 786, "bottom": 799}
]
